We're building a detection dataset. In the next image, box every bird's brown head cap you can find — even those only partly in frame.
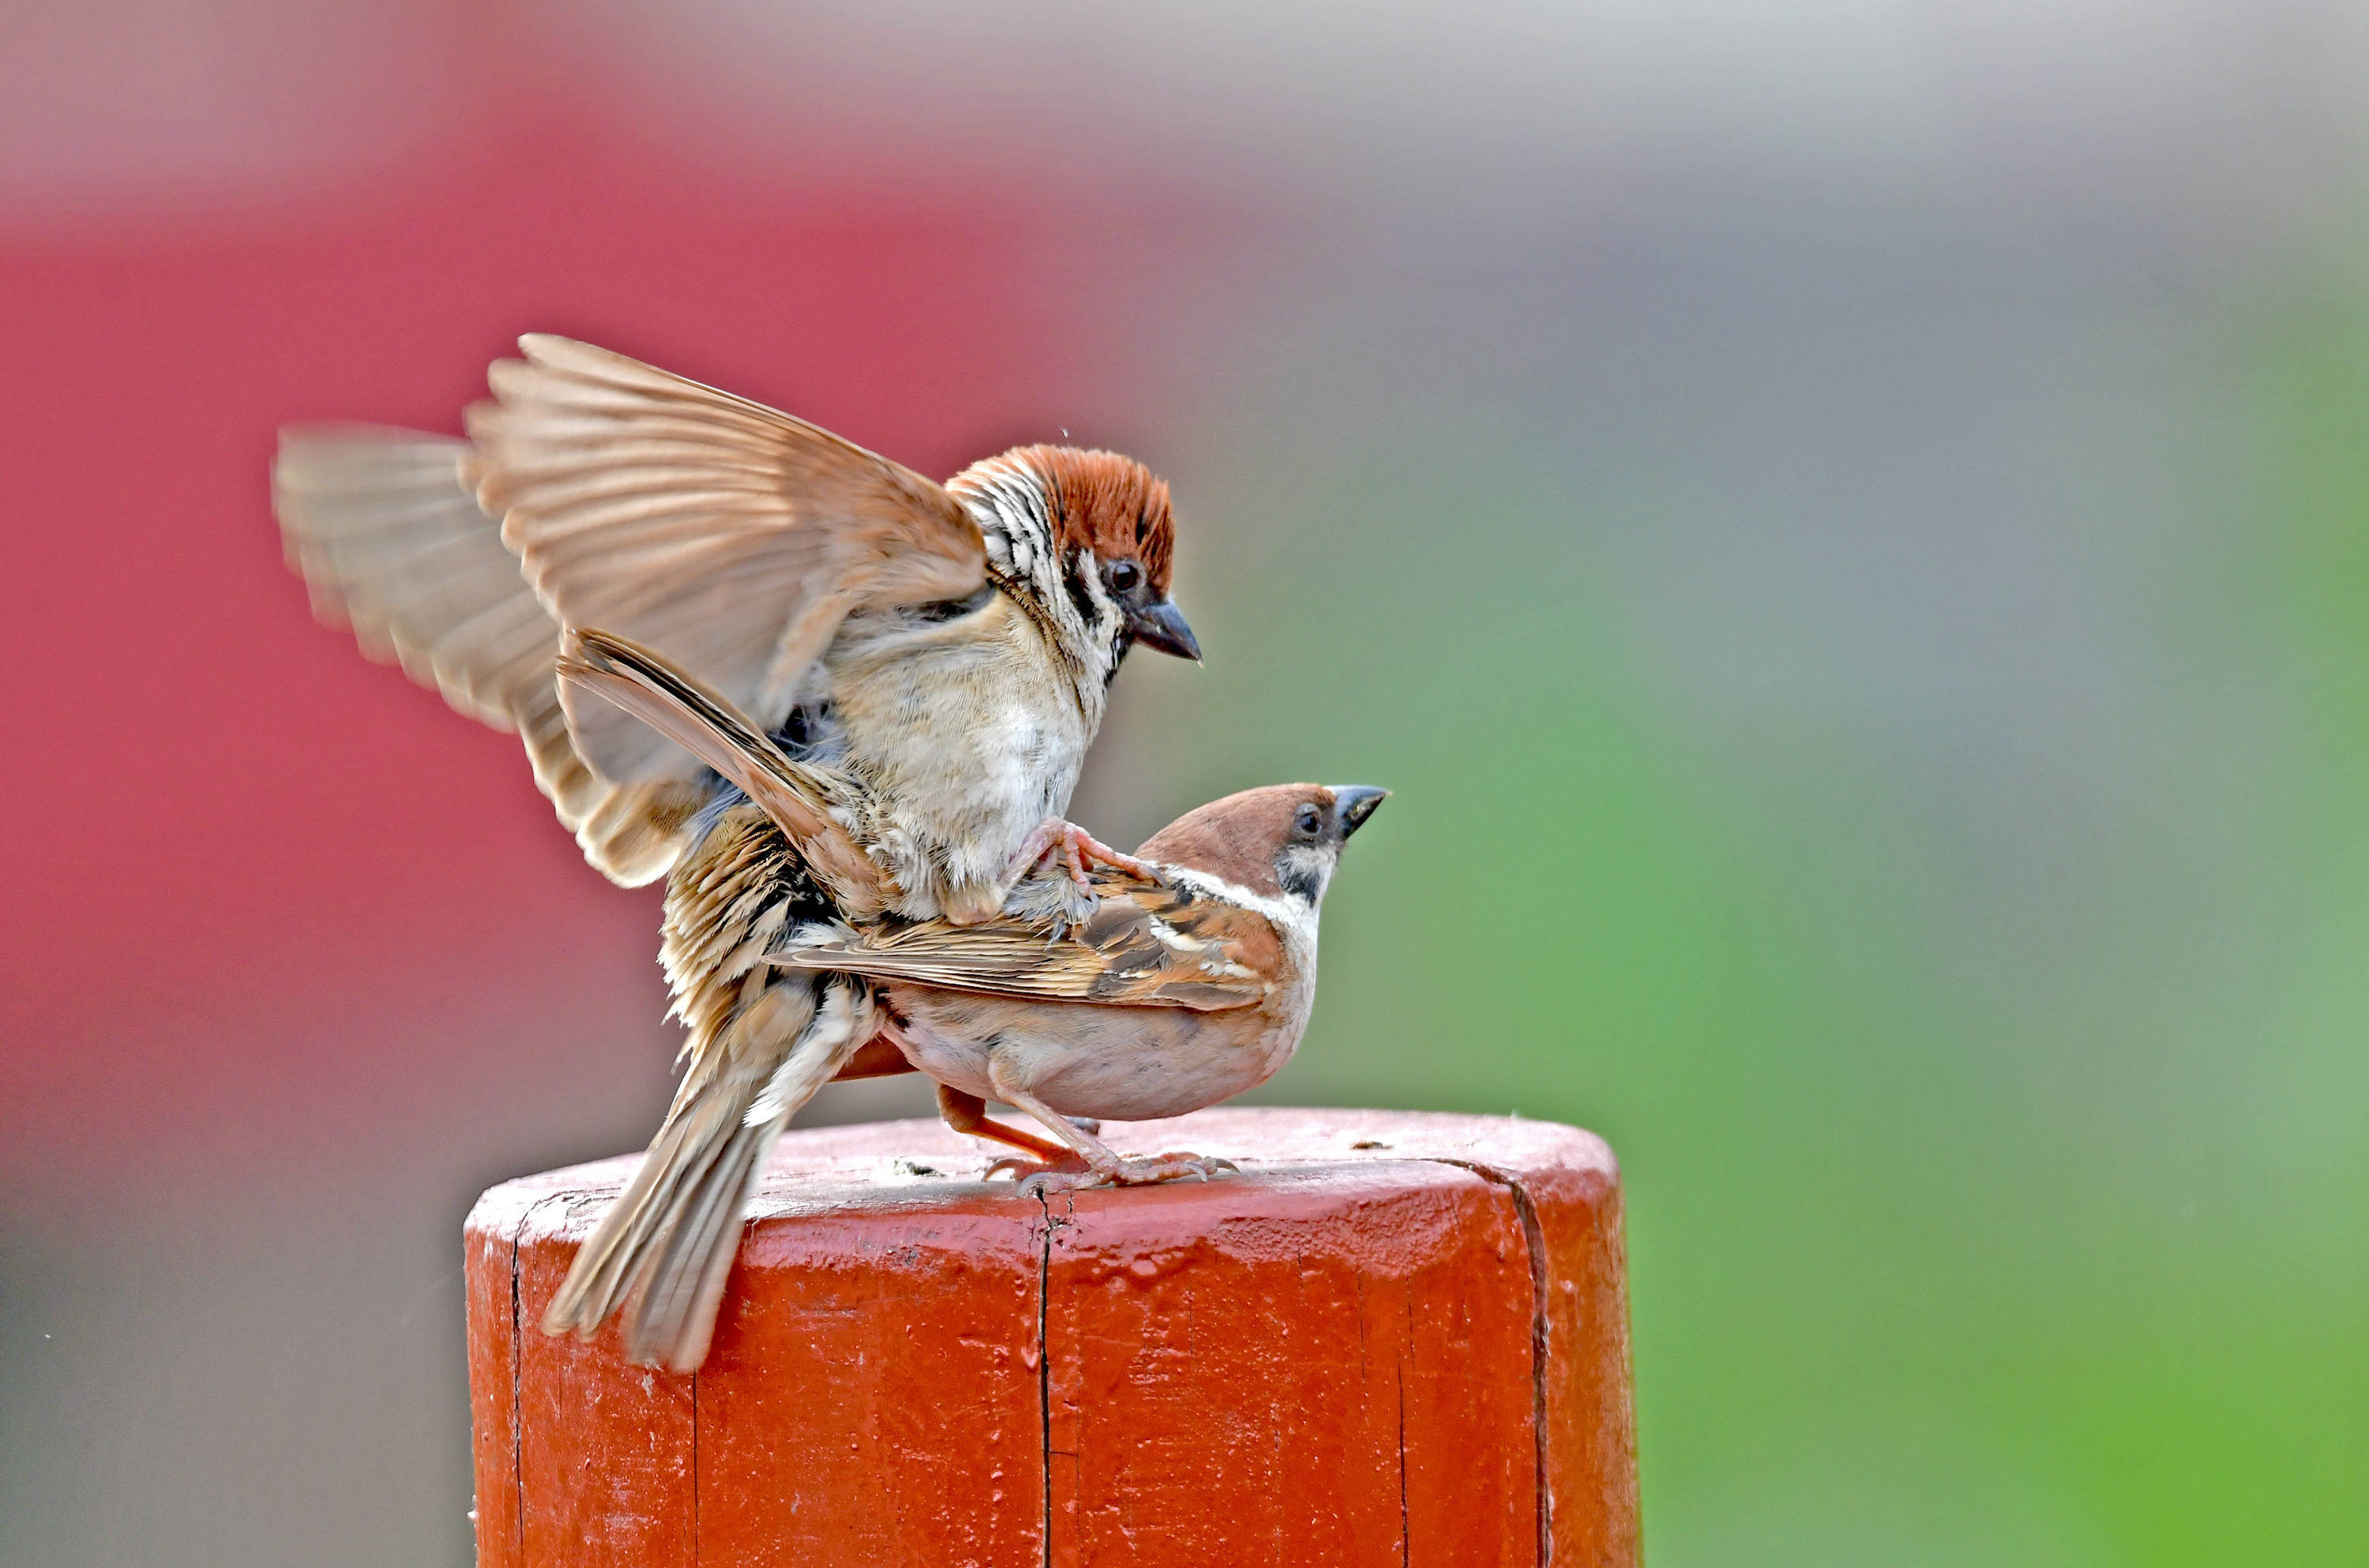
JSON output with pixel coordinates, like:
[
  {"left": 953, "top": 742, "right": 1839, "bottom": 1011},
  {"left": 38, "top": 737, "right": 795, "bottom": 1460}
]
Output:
[
  {"left": 1009, "top": 445, "right": 1175, "bottom": 598},
  {"left": 962, "top": 445, "right": 1193, "bottom": 662}
]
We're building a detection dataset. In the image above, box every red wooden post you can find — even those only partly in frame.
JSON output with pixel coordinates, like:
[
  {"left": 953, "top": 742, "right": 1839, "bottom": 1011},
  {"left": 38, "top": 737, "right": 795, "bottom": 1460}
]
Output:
[{"left": 465, "top": 1108, "right": 1638, "bottom": 1566}]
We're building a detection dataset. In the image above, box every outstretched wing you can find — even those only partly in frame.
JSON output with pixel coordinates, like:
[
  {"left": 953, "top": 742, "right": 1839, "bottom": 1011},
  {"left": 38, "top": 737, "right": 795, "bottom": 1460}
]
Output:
[
  {"left": 776, "top": 870, "right": 1277, "bottom": 1012},
  {"left": 273, "top": 426, "right": 693, "bottom": 885},
  {"left": 556, "top": 627, "right": 887, "bottom": 917},
  {"left": 470, "top": 335, "right": 988, "bottom": 786},
  {"left": 274, "top": 427, "right": 549, "bottom": 729}
]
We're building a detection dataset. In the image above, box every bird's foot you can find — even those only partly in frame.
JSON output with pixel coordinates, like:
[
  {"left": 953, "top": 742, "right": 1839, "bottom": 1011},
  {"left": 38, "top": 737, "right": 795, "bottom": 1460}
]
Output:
[
  {"left": 986, "top": 1142, "right": 1234, "bottom": 1192},
  {"left": 1009, "top": 817, "right": 1154, "bottom": 896},
  {"left": 1108, "top": 1152, "right": 1241, "bottom": 1186},
  {"left": 984, "top": 1152, "right": 1096, "bottom": 1191}
]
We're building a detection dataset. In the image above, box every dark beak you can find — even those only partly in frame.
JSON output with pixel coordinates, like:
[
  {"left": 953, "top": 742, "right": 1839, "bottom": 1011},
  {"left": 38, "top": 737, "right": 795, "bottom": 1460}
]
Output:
[
  {"left": 1128, "top": 599, "right": 1202, "bottom": 662},
  {"left": 1331, "top": 786, "right": 1389, "bottom": 838}
]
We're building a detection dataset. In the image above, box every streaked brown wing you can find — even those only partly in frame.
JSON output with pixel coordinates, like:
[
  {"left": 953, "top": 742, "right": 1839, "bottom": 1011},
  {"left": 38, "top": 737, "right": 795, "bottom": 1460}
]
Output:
[
  {"left": 775, "top": 870, "right": 1275, "bottom": 1012},
  {"left": 469, "top": 335, "right": 989, "bottom": 786},
  {"left": 274, "top": 426, "right": 693, "bottom": 886}
]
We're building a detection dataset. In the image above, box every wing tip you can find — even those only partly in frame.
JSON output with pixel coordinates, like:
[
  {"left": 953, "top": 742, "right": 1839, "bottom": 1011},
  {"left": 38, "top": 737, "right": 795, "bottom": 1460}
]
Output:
[{"left": 515, "top": 332, "right": 631, "bottom": 380}]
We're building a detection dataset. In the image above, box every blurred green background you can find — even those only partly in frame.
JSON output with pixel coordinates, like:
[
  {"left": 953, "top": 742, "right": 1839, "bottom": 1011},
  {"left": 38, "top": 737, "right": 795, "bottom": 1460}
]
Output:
[
  {"left": 1080, "top": 264, "right": 2369, "bottom": 1554},
  {"left": 4, "top": 2, "right": 2367, "bottom": 1562},
  {"left": 1079, "top": 272, "right": 2369, "bottom": 1559}
]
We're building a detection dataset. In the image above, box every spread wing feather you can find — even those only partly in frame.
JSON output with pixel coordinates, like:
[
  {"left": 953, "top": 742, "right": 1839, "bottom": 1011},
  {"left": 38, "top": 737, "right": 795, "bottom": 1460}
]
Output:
[
  {"left": 274, "top": 427, "right": 549, "bottom": 730},
  {"left": 775, "top": 874, "right": 1274, "bottom": 1011},
  {"left": 272, "top": 425, "right": 695, "bottom": 886},
  {"left": 469, "top": 335, "right": 988, "bottom": 787}
]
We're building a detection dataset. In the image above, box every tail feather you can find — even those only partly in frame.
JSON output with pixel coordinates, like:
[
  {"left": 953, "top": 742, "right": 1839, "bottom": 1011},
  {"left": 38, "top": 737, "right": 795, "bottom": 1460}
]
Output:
[
  {"left": 538, "top": 1090, "right": 741, "bottom": 1345},
  {"left": 541, "top": 982, "right": 817, "bottom": 1351},
  {"left": 540, "top": 975, "right": 873, "bottom": 1372},
  {"left": 627, "top": 1120, "right": 770, "bottom": 1370}
]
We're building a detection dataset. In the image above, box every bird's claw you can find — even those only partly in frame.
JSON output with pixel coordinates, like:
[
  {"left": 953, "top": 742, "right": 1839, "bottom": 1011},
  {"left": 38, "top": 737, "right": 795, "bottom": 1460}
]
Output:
[
  {"left": 1109, "top": 1153, "right": 1241, "bottom": 1186},
  {"left": 1076, "top": 841, "right": 1155, "bottom": 879},
  {"left": 1015, "top": 818, "right": 1151, "bottom": 896},
  {"left": 985, "top": 1153, "right": 1094, "bottom": 1188},
  {"left": 986, "top": 1149, "right": 1237, "bottom": 1191},
  {"left": 1030, "top": 838, "right": 1096, "bottom": 896}
]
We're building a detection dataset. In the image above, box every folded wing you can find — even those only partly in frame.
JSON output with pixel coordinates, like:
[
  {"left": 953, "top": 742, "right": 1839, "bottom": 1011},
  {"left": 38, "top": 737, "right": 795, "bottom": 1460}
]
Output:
[{"left": 775, "top": 873, "right": 1275, "bottom": 1012}]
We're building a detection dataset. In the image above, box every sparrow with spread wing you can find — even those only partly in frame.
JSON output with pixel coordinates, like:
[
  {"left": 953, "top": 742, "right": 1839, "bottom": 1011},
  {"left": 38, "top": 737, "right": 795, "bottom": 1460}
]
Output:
[
  {"left": 561, "top": 628, "right": 1386, "bottom": 1201},
  {"left": 276, "top": 334, "right": 1198, "bottom": 906},
  {"left": 274, "top": 339, "right": 1200, "bottom": 1368}
]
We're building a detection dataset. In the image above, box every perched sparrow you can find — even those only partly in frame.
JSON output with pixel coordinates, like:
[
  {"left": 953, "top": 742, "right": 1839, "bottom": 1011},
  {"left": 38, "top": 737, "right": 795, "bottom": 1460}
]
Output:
[
  {"left": 562, "top": 628, "right": 1387, "bottom": 1200},
  {"left": 272, "top": 338, "right": 1199, "bottom": 1369},
  {"left": 788, "top": 780, "right": 1386, "bottom": 1184}
]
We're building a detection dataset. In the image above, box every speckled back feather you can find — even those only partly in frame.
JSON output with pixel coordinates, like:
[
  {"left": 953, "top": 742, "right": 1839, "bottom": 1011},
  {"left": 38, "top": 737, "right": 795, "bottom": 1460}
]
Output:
[{"left": 779, "top": 863, "right": 1279, "bottom": 1011}]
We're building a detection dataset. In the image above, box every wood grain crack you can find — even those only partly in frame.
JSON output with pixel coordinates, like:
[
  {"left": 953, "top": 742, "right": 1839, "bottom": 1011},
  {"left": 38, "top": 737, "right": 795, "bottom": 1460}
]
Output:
[
  {"left": 1429, "top": 1159, "right": 1553, "bottom": 1566},
  {"left": 1035, "top": 1186, "right": 1054, "bottom": 1568},
  {"left": 505, "top": 1205, "right": 530, "bottom": 1566},
  {"left": 1395, "top": 1360, "right": 1410, "bottom": 1568}
]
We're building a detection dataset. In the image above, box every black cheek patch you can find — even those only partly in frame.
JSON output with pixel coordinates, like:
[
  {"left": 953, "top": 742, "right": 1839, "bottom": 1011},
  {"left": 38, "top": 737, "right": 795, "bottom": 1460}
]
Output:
[
  {"left": 1277, "top": 857, "right": 1324, "bottom": 904},
  {"left": 1061, "top": 550, "right": 1099, "bottom": 630}
]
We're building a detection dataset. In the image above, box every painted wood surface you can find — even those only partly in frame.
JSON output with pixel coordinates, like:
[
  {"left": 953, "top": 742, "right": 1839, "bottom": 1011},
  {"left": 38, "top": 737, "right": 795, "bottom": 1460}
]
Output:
[{"left": 464, "top": 1108, "right": 1636, "bottom": 1566}]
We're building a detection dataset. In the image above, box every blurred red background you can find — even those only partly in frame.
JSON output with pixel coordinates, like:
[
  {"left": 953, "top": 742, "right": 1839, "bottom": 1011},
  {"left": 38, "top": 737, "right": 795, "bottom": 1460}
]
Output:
[{"left": 0, "top": 21, "right": 1267, "bottom": 1557}]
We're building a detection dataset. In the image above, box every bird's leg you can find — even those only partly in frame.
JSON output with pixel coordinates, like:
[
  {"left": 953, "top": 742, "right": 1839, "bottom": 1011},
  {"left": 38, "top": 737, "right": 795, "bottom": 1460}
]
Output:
[
  {"left": 982, "top": 1060, "right": 1238, "bottom": 1190},
  {"left": 934, "top": 1083, "right": 1075, "bottom": 1165},
  {"left": 980, "top": 1067, "right": 1127, "bottom": 1185}
]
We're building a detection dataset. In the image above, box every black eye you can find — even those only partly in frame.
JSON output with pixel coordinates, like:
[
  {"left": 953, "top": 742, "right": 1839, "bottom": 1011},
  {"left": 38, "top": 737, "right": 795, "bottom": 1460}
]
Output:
[
  {"left": 1295, "top": 805, "right": 1323, "bottom": 837},
  {"left": 1106, "top": 560, "right": 1141, "bottom": 595}
]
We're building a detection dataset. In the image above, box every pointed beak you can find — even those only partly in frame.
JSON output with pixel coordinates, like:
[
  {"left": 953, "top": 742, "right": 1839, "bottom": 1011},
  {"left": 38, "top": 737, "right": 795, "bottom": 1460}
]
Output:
[
  {"left": 1128, "top": 599, "right": 1201, "bottom": 662},
  {"left": 1331, "top": 786, "right": 1389, "bottom": 838}
]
